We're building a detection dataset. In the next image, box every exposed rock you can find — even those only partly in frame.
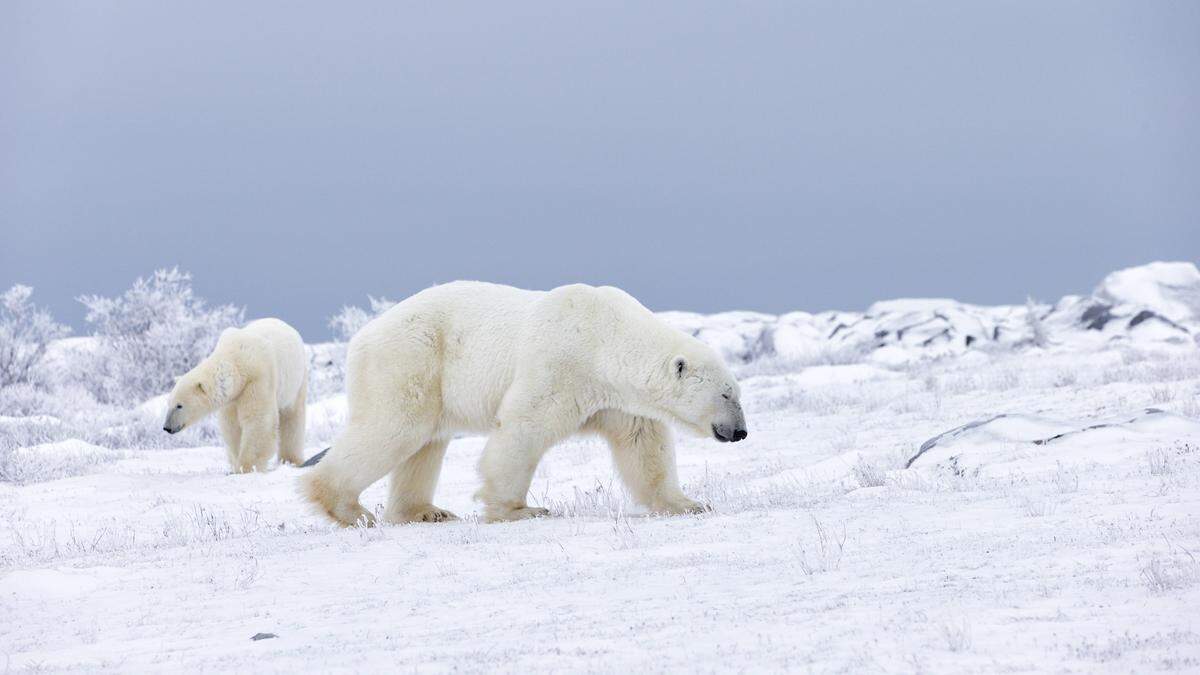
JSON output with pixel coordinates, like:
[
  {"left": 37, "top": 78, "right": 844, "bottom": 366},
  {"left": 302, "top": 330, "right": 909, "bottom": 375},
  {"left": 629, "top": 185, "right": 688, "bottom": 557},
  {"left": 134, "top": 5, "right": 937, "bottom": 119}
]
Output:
[{"left": 1080, "top": 304, "right": 1113, "bottom": 330}]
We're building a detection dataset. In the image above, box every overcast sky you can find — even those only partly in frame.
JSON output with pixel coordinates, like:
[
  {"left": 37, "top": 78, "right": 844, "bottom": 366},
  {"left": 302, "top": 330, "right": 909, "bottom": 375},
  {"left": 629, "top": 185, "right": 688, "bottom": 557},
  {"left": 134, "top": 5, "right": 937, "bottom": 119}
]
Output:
[{"left": 2, "top": 1, "right": 1197, "bottom": 338}]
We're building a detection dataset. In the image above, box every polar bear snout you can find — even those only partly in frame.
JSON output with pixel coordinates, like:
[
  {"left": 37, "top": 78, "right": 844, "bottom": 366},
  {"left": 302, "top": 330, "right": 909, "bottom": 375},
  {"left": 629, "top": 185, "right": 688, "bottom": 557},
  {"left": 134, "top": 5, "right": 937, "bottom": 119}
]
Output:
[
  {"left": 163, "top": 406, "right": 184, "bottom": 434},
  {"left": 712, "top": 424, "right": 748, "bottom": 443},
  {"left": 712, "top": 404, "right": 748, "bottom": 443},
  {"left": 708, "top": 393, "right": 748, "bottom": 443}
]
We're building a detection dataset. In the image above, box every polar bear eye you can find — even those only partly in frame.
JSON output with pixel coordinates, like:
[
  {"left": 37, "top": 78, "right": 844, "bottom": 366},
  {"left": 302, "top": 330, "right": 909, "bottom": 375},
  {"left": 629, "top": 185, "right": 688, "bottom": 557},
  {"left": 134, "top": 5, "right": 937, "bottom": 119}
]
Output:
[{"left": 721, "top": 393, "right": 730, "bottom": 400}]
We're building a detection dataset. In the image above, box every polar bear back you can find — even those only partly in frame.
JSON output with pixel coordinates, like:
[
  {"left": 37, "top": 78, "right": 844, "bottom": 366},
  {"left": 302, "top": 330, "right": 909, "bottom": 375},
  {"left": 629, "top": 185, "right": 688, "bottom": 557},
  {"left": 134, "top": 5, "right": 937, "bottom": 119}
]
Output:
[
  {"left": 347, "top": 281, "right": 692, "bottom": 434},
  {"left": 241, "top": 318, "right": 306, "bottom": 410},
  {"left": 350, "top": 282, "right": 542, "bottom": 431}
]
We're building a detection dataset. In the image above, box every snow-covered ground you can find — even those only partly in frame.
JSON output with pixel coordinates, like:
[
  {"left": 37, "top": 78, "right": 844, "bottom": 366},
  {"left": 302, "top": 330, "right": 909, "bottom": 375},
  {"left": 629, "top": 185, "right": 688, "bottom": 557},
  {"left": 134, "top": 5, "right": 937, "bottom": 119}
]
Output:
[{"left": 3, "top": 263, "right": 1200, "bottom": 672}]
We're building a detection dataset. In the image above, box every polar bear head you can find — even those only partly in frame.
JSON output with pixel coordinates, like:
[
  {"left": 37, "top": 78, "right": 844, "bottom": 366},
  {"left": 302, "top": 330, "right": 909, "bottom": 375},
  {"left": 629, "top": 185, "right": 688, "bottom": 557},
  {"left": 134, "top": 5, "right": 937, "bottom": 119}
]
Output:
[
  {"left": 162, "top": 334, "right": 246, "bottom": 434},
  {"left": 656, "top": 342, "right": 748, "bottom": 443}
]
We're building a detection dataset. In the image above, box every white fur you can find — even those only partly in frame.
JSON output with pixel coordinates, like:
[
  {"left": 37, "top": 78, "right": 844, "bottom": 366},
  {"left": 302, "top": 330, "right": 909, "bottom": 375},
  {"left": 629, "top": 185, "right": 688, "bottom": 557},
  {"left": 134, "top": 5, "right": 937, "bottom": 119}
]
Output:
[
  {"left": 303, "top": 282, "right": 746, "bottom": 526},
  {"left": 164, "top": 318, "right": 308, "bottom": 473}
]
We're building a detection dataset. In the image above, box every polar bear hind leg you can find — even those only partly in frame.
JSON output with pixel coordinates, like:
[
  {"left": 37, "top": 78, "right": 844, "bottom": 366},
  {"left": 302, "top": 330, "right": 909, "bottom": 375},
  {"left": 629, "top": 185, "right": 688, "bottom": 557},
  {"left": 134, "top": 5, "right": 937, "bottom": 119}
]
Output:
[
  {"left": 278, "top": 374, "right": 307, "bottom": 466},
  {"left": 384, "top": 439, "right": 458, "bottom": 523},
  {"left": 303, "top": 368, "right": 442, "bottom": 526},
  {"left": 476, "top": 424, "right": 553, "bottom": 523},
  {"left": 304, "top": 418, "right": 437, "bottom": 526}
]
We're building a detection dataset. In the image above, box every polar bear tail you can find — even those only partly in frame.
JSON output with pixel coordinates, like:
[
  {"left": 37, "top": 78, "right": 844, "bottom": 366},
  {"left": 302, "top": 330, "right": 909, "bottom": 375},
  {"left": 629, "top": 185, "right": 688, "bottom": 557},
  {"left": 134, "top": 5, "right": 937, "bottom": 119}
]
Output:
[{"left": 300, "top": 448, "right": 329, "bottom": 468}]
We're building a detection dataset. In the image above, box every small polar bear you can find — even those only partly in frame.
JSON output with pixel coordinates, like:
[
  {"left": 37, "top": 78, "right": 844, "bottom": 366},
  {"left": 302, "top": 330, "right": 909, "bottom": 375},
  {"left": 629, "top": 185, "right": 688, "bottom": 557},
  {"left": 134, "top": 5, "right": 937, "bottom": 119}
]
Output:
[
  {"left": 163, "top": 318, "right": 308, "bottom": 473},
  {"left": 303, "top": 281, "right": 748, "bottom": 526}
]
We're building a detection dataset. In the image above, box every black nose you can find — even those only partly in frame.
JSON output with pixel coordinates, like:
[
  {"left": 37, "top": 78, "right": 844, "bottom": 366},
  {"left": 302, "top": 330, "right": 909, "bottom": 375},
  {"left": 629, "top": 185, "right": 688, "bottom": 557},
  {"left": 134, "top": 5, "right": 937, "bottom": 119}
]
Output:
[
  {"left": 163, "top": 426, "right": 175, "bottom": 434},
  {"left": 713, "top": 425, "right": 748, "bottom": 443}
]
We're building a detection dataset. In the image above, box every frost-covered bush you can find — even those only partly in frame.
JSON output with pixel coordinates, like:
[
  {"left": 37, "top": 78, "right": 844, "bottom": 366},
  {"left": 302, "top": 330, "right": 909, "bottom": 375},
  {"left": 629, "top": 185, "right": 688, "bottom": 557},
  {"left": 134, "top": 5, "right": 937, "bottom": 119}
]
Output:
[
  {"left": 851, "top": 456, "right": 887, "bottom": 488},
  {"left": 732, "top": 345, "right": 864, "bottom": 379},
  {"left": 0, "top": 284, "right": 71, "bottom": 387},
  {"left": 306, "top": 343, "right": 347, "bottom": 401},
  {"left": 0, "top": 414, "right": 102, "bottom": 484},
  {"left": 78, "top": 268, "right": 242, "bottom": 403},
  {"left": 0, "top": 437, "right": 122, "bottom": 485},
  {"left": 84, "top": 404, "right": 223, "bottom": 450},
  {"left": 1025, "top": 297, "right": 1049, "bottom": 348},
  {"left": 328, "top": 295, "right": 395, "bottom": 341},
  {"left": 0, "top": 382, "right": 59, "bottom": 417}
]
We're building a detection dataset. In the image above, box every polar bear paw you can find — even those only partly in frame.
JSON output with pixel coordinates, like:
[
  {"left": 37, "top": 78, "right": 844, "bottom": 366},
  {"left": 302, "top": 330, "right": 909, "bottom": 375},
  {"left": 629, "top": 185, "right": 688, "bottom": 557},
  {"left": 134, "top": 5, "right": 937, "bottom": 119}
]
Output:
[
  {"left": 415, "top": 506, "right": 460, "bottom": 523},
  {"left": 655, "top": 497, "right": 711, "bottom": 516},
  {"left": 232, "top": 459, "right": 270, "bottom": 475},
  {"left": 484, "top": 505, "right": 551, "bottom": 523},
  {"left": 390, "top": 504, "right": 459, "bottom": 524}
]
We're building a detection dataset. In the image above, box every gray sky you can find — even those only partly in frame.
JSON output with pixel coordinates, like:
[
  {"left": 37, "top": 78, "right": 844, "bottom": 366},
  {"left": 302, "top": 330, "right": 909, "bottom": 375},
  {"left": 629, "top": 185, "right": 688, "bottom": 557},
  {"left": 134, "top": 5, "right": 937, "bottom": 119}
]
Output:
[{"left": 2, "top": 1, "right": 1197, "bottom": 339}]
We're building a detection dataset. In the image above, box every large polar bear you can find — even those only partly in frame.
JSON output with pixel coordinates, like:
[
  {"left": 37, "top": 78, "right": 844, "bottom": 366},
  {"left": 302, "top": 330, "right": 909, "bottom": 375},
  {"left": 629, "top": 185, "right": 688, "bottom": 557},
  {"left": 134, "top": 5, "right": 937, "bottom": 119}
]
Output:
[
  {"left": 303, "top": 281, "right": 748, "bottom": 526},
  {"left": 163, "top": 318, "right": 308, "bottom": 473}
]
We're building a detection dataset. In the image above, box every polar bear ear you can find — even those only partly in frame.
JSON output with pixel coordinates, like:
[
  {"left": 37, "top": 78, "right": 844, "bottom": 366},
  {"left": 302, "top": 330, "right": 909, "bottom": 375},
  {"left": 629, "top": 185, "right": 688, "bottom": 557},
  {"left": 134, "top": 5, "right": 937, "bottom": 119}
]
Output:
[{"left": 671, "top": 355, "right": 687, "bottom": 379}]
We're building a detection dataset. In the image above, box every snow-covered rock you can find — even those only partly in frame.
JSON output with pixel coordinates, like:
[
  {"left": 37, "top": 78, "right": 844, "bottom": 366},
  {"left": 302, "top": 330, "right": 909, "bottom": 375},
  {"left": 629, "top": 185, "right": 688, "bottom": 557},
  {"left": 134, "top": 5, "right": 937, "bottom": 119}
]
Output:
[
  {"left": 1044, "top": 261, "right": 1200, "bottom": 345},
  {"left": 906, "top": 408, "right": 1200, "bottom": 477},
  {"left": 1097, "top": 261, "right": 1200, "bottom": 324},
  {"left": 662, "top": 261, "right": 1200, "bottom": 366}
]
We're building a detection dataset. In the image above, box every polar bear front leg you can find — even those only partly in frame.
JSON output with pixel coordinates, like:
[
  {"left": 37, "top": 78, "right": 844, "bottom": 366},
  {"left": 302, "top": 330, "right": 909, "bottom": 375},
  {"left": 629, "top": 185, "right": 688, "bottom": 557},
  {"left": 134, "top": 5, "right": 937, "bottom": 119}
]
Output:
[
  {"left": 234, "top": 395, "right": 279, "bottom": 474},
  {"left": 217, "top": 406, "right": 242, "bottom": 469},
  {"left": 590, "top": 410, "right": 708, "bottom": 515},
  {"left": 385, "top": 439, "right": 458, "bottom": 523}
]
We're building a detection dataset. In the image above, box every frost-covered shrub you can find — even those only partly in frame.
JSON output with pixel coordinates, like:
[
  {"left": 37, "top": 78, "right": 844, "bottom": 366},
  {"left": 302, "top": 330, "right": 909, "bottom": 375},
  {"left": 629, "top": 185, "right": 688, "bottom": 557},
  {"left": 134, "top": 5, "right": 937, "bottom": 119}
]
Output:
[
  {"left": 791, "top": 516, "right": 847, "bottom": 575},
  {"left": 1140, "top": 547, "right": 1200, "bottom": 592},
  {"left": 0, "top": 438, "right": 122, "bottom": 485},
  {"left": 1024, "top": 297, "right": 1049, "bottom": 348},
  {"left": 85, "top": 404, "right": 223, "bottom": 450},
  {"left": 732, "top": 345, "right": 864, "bottom": 379},
  {"left": 328, "top": 295, "right": 395, "bottom": 341},
  {"left": 0, "top": 284, "right": 71, "bottom": 387},
  {"left": 306, "top": 343, "right": 348, "bottom": 401},
  {"left": 0, "top": 413, "right": 122, "bottom": 484},
  {"left": 0, "top": 414, "right": 72, "bottom": 451},
  {"left": 851, "top": 456, "right": 887, "bottom": 488},
  {"left": 78, "top": 268, "right": 242, "bottom": 403},
  {"left": 328, "top": 306, "right": 371, "bottom": 343},
  {"left": 0, "top": 382, "right": 59, "bottom": 417},
  {"left": 940, "top": 618, "right": 973, "bottom": 652}
]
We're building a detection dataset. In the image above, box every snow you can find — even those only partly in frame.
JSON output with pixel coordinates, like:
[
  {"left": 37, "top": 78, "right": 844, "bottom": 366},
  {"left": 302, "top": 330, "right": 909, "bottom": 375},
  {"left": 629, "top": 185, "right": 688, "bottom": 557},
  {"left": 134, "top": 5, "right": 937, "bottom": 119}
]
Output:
[
  {"left": 0, "top": 568, "right": 116, "bottom": 601},
  {"left": 2, "top": 262, "right": 1200, "bottom": 672}
]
